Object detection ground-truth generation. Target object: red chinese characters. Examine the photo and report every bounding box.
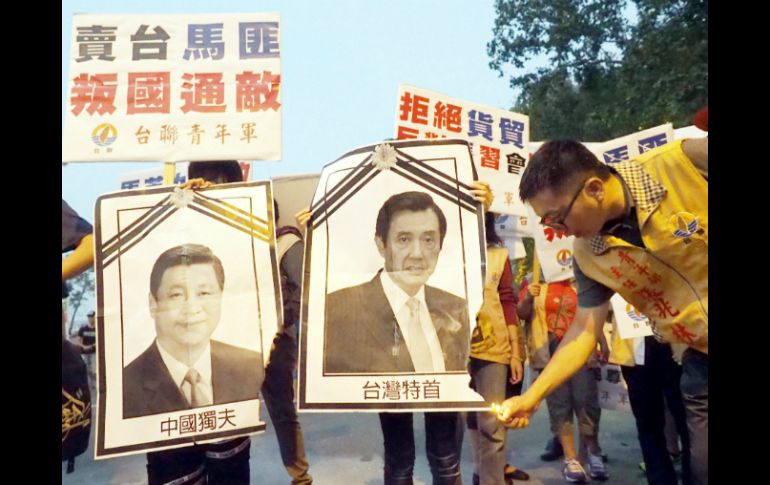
[70,73,118,116]
[127,72,170,114]
[480,146,500,170]
[432,101,462,132]
[181,72,226,113]
[671,323,696,344]
[396,126,419,139]
[399,92,429,124]
[236,70,281,111]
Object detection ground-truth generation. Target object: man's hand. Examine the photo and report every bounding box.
[181,177,213,190]
[528,283,541,297]
[295,207,313,227]
[598,332,610,365]
[470,181,493,211]
[509,358,523,385]
[497,393,540,428]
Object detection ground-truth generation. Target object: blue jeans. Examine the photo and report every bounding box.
[379,411,461,485]
[680,348,708,485]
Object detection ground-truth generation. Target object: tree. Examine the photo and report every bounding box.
[67,268,94,336]
[487,0,708,140]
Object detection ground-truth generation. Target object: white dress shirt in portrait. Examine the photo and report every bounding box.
[380,271,446,372]
[156,340,214,406]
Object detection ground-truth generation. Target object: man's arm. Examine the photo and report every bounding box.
[498,301,610,426]
[62,233,94,280]
[682,137,708,177]
[73,336,93,353]
[62,200,94,281]
[281,242,304,325]
[516,281,536,322]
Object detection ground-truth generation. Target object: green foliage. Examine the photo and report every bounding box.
[488,0,708,140]
[511,237,535,287]
[67,269,94,335]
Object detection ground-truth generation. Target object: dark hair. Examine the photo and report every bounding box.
[375,192,447,247]
[273,199,280,222]
[188,161,243,184]
[485,212,503,246]
[150,244,225,298]
[519,140,610,202]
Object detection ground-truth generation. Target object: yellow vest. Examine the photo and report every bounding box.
[470,247,514,364]
[526,283,551,370]
[607,320,636,366]
[574,140,708,354]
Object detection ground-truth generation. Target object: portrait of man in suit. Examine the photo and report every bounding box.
[123,243,263,418]
[324,191,470,374]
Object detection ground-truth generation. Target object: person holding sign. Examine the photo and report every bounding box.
[138,161,258,485]
[498,139,708,485]
[465,212,530,485]
[296,181,493,485]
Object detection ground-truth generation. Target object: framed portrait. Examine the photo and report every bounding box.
[94,181,280,457]
[299,139,487,411]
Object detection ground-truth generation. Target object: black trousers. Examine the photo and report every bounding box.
[146,436,251,485]
[379,411,461,485]
[621,337,691,485]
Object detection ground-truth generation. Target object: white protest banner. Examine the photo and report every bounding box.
[674,125,707,140]
[595,364,632,412]
[395,85,529,216]
[597,322,633,411]
[495,213,533,239]
[610,293,654,340]
[495,213,533,260]
[591,123,674,165]
[63,13,282,163]
[527,205,575,282]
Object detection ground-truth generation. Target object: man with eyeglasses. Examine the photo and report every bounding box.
[497,138,708,485]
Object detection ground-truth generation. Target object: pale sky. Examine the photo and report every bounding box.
[62,0,530,221]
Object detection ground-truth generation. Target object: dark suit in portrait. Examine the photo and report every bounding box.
[324,272,469,374]
[123,339,263,418]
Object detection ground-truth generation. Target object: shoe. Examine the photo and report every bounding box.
[504,464,530,481]
[540,437,564,461]
[586,453,609,481]
[562,459,587,483]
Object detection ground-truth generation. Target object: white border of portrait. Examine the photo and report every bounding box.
[299,138,488,412]
[94,181,280,458]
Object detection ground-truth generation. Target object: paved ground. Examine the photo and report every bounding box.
[63,397,658,484]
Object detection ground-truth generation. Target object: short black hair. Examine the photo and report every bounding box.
[519,140,610,202]
[375,192,447,247]
[188,161,243,184]
[485,212,503,246]
[150,244,225,298]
